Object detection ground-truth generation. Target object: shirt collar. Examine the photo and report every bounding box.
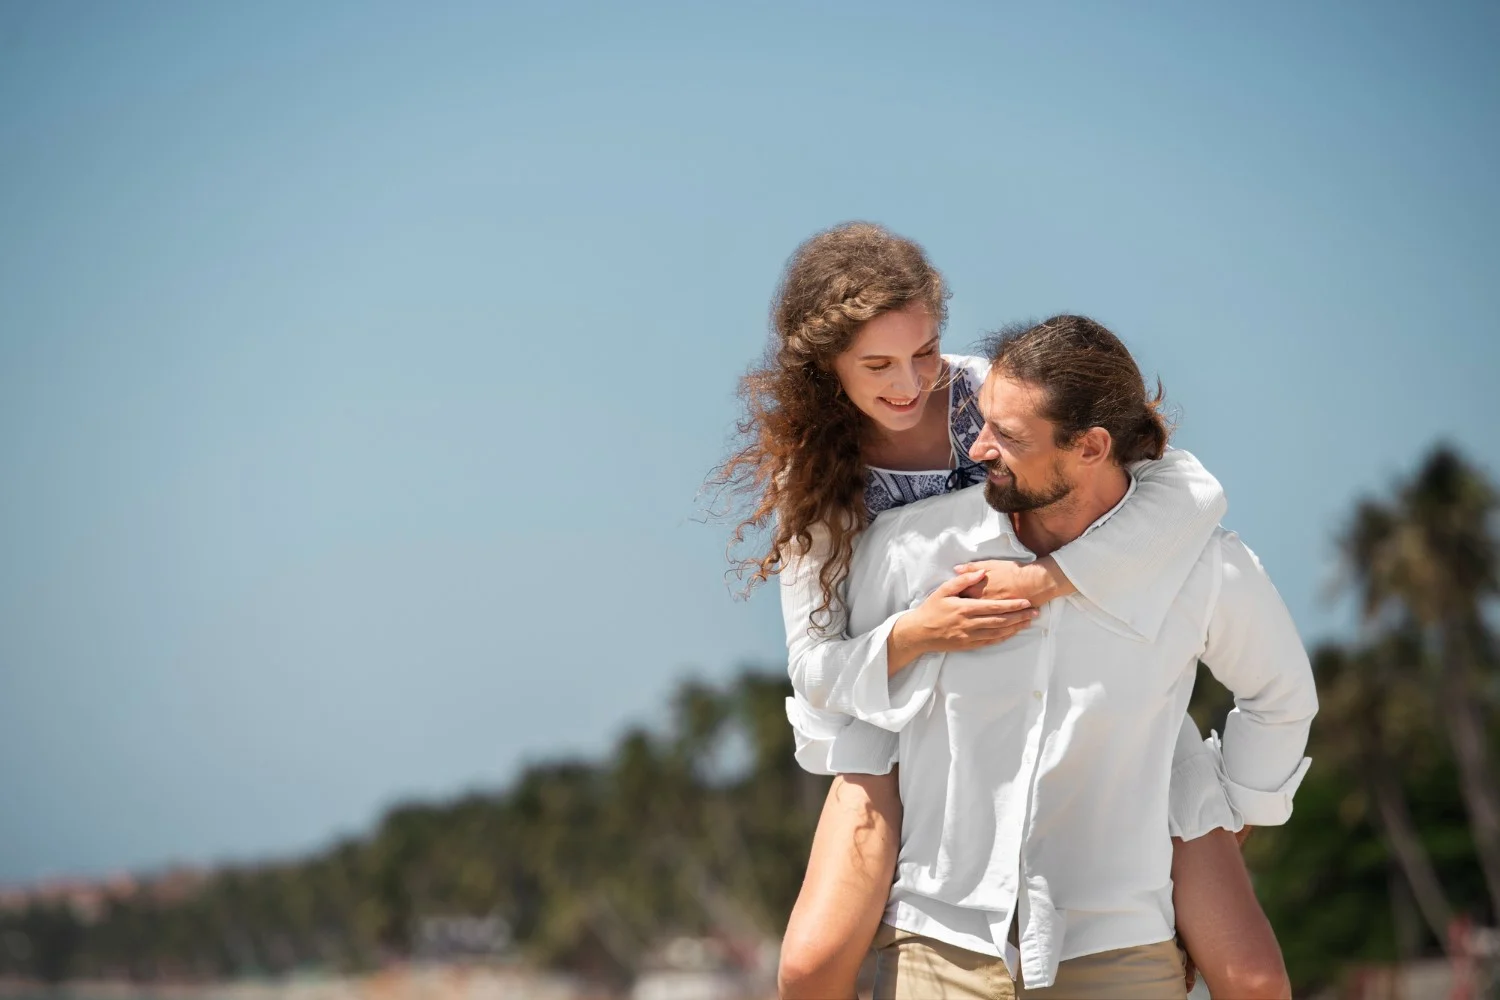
[1078,472,1139,541]
[972,472,1139,555]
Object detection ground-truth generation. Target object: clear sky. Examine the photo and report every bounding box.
[1,0,1497,884]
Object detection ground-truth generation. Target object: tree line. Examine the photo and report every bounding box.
[1,445,1495,995]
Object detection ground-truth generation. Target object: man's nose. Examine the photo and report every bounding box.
[970,431,999,463]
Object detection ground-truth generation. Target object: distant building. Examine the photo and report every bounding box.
[631,934,775,1000]
[413,912,513,959]
[0,867,205,924]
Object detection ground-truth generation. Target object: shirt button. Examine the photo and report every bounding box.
[1032,690,1043,700]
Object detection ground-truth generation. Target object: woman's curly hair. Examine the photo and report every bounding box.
[713,222,949,626]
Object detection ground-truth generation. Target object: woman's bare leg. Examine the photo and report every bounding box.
[1171,830,1291,999]
[779,771,903,1000]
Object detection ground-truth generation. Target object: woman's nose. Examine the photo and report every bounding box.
[891,363,920,396]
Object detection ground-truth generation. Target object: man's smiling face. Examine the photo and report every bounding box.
[969,373,1075,514]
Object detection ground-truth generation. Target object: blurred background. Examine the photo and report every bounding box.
[1,1,1497,997]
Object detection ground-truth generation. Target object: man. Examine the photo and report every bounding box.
[836,315,1317,998]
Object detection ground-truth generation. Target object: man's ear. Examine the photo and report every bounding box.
[1075,427,1113,466]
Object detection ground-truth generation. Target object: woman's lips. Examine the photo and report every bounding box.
[880,396,918,413]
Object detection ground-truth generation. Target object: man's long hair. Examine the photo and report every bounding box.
[983,315,1171,464]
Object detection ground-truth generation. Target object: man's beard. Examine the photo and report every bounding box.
[983,458,1074,513]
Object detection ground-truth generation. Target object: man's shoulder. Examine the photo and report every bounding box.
[1166,524,1248,585]
[851,486,991,583]
[1211,526,1277,588]
[1191,526,1291,623]
[864,485,989,548]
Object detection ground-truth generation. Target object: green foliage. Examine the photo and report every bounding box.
[1,445,1493,998]
[1188,444,1499,993]
[0,670,828,985]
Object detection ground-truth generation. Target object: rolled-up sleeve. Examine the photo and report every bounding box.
[781,528,901,715]
[1167,713,1243,839]
[1051,448,1228,641]
[1208,729,1311,826]
[785,693,900,776]
[782,510,939,731]
[1200,532,1319,826]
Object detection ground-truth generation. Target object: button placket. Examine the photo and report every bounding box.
[1016,601,1060,972]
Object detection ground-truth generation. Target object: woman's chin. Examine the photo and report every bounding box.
[864,401,926,433]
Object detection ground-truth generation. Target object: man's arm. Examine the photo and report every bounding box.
[1198,532,1319,826]
[961,449,1227,637]
[1051,448,1228,639]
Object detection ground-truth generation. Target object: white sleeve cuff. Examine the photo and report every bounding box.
[784,697,898,776]
[1209,729,1313,827]
[1168,746,1243,840]
[843,607,943,731]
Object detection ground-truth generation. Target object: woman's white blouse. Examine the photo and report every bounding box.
[781,355,1241,839]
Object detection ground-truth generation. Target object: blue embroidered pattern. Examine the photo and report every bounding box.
[864,364,987,521]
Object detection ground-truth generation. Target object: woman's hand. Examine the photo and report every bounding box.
[887,570,1037,674]
[953,555,1077,605]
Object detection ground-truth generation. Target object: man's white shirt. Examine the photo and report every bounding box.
[835,480,1317,989]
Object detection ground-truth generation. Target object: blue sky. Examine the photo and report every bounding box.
[1,0,1496,883]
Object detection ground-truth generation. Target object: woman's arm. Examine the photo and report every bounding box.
[781,528,1031,720]
[784,692,899,777]
[961,448,1228,639]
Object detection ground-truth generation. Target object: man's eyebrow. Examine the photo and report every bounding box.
[859,335,940,361]
[988,419,1026,439]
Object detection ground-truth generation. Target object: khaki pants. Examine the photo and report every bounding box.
[872,923,1188,1000]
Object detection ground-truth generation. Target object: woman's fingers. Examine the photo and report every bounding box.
[960,598,1034,618]
[951,616,1037,647]
[932,570,988,599]
[965,610,1035,630]
[955,559,1031,600]
[954,559,1017,574]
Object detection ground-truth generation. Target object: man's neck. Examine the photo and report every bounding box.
[1011,466,1131,557]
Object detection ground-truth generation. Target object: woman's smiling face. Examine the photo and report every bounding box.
[831,303,943,435]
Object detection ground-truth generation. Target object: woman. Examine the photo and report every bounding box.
[718,223,1291,998]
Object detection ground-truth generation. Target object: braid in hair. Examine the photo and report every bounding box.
[710,222,949,623]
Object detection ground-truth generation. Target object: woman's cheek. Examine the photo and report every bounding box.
[852,374,884,413]
[919,357,942,390]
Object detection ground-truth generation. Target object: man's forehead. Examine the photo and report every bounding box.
[979,372,1047,421]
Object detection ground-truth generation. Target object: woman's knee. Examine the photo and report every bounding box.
[777,934,858,1000]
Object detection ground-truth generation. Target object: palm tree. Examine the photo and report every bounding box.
[1338,445,1500,918]
[1311,640,1455,946]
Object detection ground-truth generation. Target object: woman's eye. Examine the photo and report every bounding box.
[866,363,891,372]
